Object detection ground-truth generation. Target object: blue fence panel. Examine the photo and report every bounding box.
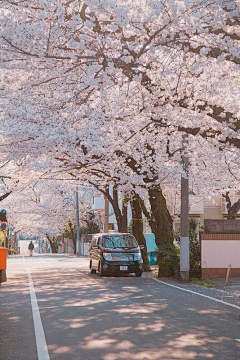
[144,233,158,265]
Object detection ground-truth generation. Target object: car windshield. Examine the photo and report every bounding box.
[102,235,138,249]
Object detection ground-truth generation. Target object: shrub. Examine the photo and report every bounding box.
[157,241,180,277]
[175,216,201,278]
[189,217,201,277]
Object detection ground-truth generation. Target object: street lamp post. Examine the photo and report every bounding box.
[75,186,81,255]
[180,135,190,282]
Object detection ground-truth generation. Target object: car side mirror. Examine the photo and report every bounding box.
[139,245,144,250]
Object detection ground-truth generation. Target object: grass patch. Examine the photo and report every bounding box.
[190,277,215,288]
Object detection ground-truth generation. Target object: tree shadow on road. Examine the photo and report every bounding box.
[1,256,240,360]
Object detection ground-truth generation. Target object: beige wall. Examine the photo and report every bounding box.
[202,240,240,268]
[173,196,224,230]
[199,207,223,226]
[204,196,221,208]
[62,238,74,253]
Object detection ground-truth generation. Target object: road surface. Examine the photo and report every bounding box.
[0,254,239,360]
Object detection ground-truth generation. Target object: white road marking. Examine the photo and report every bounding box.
[236,339,240,342]
[22,256,26,264]
[27,268,50,360]
[153,278,240,311]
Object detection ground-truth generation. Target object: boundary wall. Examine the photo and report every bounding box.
[201,233,240,279]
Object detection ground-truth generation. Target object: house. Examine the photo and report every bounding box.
[91,193,240,233]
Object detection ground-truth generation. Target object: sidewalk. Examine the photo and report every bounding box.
[209,277,240,297]
[145,266,240,309]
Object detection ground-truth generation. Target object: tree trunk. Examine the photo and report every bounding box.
[148,185,173,246]
[112,186,123,231]
[69,221,76,254]
[116,149,173,245]
[131,195,150,271]
[46,234,58,253]
[89,182,128,233]
[104,186,128,232]
[122,198,128,232]
[228,199,240,218]
[137,185,173,246]
[223,192,240,219]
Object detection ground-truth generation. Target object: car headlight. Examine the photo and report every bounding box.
[134,252,142,261]
[103,252,112,261]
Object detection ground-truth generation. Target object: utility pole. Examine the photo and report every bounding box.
[104,196,109,233]
[75,186,81,255]
[180,135,189,282]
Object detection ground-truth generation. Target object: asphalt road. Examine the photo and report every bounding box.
[0,254,240,360]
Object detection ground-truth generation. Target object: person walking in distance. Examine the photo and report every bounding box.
[28,241,34,257]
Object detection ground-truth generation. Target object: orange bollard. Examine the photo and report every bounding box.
[0,247,7,270]
[0,248,7,283]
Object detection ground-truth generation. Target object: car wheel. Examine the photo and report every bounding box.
[90,260,96,274]
[135,270,143,277]
[98,261,105,277]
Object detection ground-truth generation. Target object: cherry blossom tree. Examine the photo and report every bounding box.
[0,0,239,250]
[1,179,97,251]
[1,0,239,147]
